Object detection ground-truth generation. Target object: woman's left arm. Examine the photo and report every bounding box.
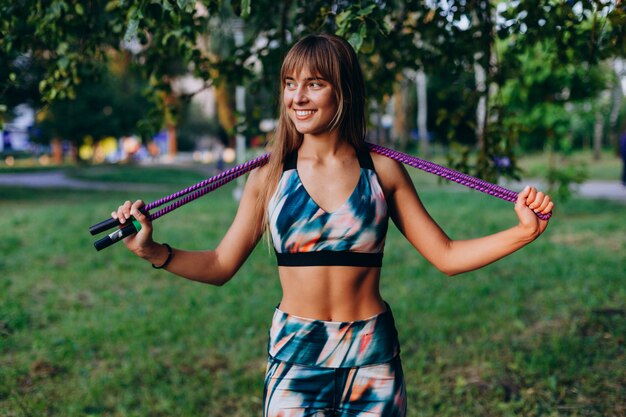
[374,155,554,276]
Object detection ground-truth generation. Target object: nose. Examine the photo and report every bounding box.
[293,85,308,104]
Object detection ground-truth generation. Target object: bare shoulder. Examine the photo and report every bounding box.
[245,162,271,194]
[370,151,410,191]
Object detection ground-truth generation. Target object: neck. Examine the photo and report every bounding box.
[299,131,352,158]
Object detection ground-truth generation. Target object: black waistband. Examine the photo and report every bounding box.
[275,250,383,267]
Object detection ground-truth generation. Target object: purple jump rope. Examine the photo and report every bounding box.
[89,143,551,250]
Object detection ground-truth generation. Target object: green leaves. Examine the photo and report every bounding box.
[334,2,389,53]
[1,0,624,178]
[123,13,140,44]
[240,0,251,18]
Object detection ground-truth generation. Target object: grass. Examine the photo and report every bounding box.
[2,148,623,182]
[65,164,215,185]
[0,164,625,417]
[517,149,622,181]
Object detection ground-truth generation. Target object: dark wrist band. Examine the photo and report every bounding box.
[152,243,173,269]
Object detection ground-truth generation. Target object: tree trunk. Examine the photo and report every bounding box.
[215,82,237,149]
[473,1,496,179]
[51,138,63,164]
[392,77,409,150]
[474,55,487,151]
[415,69,429,157]
[608,58,624,153]
[162,91,178,157]
[593,111,603,161]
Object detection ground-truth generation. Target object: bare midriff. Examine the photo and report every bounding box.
[277,266,386,322]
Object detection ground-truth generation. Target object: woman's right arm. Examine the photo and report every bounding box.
[112,167,267,286]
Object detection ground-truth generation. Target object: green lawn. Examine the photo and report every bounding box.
[0,165,624,417]
[517,149,623,181]
[66,164,216,185]
[2,148,623,182]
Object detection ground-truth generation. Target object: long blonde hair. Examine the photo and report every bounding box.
[256,33,367,236]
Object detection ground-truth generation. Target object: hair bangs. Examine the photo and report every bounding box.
[280,38,341,93]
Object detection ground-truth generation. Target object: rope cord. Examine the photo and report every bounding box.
[144,153,270,221]
[142,143,551,222]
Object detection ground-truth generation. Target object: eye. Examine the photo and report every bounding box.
[310,81,322,88]
[284,80,296,89]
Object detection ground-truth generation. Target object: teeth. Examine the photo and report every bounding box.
[295,110,315,116]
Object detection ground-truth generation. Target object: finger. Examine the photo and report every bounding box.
[529,191,545,210]
[516,186,531,206]
[541,201,554,215]
[117,201,132,224]
[525,187,538,205]
[130,200,148,221]
[534,195,552,213]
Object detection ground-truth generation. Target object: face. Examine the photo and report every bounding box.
[283,69,339,137]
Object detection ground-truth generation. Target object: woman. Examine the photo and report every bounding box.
[112,34,554,416]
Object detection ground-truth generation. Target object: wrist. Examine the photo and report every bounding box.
[138,241,168,264]
[150,243,173,269]
[514,223,539,243]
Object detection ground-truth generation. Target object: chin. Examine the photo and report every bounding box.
[292,123,333,136]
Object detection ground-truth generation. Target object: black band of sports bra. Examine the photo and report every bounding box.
[275,250,384,267]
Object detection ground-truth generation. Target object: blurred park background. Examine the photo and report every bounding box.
[1,1,625,416]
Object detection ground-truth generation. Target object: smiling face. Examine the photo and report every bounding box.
[275,34,366,151]
[283,69,339,138]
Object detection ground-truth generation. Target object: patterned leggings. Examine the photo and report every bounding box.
[263,306,407,416]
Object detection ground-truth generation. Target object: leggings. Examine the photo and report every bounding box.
[263,305,407,417]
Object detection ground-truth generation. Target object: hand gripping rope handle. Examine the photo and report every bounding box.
[89,143,551,250]
[89,154,271,250]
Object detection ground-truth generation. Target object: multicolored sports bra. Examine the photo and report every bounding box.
[268,147,389,267]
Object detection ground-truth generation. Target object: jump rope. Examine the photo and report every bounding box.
[89,142,551,250]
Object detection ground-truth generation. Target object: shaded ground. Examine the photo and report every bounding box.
[575,180,626,202]
[0,170,167,192]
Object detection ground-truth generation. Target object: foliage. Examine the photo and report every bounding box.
[0,0,214,132]
[31,62,156,149]
[493,9,618,192]
[545,159,590,200]
[402,0,625,181]
[498,0,626,63]
[1,1,120,108]
[1,0,625,184]
[498,37,611,150]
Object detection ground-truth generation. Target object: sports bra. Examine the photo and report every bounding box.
[267,147,389,267]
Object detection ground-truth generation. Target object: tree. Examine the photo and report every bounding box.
[389,0,625,182]
[494,1,624,194]
[2,0,396,147]
[33,60,156,161]
[2,0,624,182]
